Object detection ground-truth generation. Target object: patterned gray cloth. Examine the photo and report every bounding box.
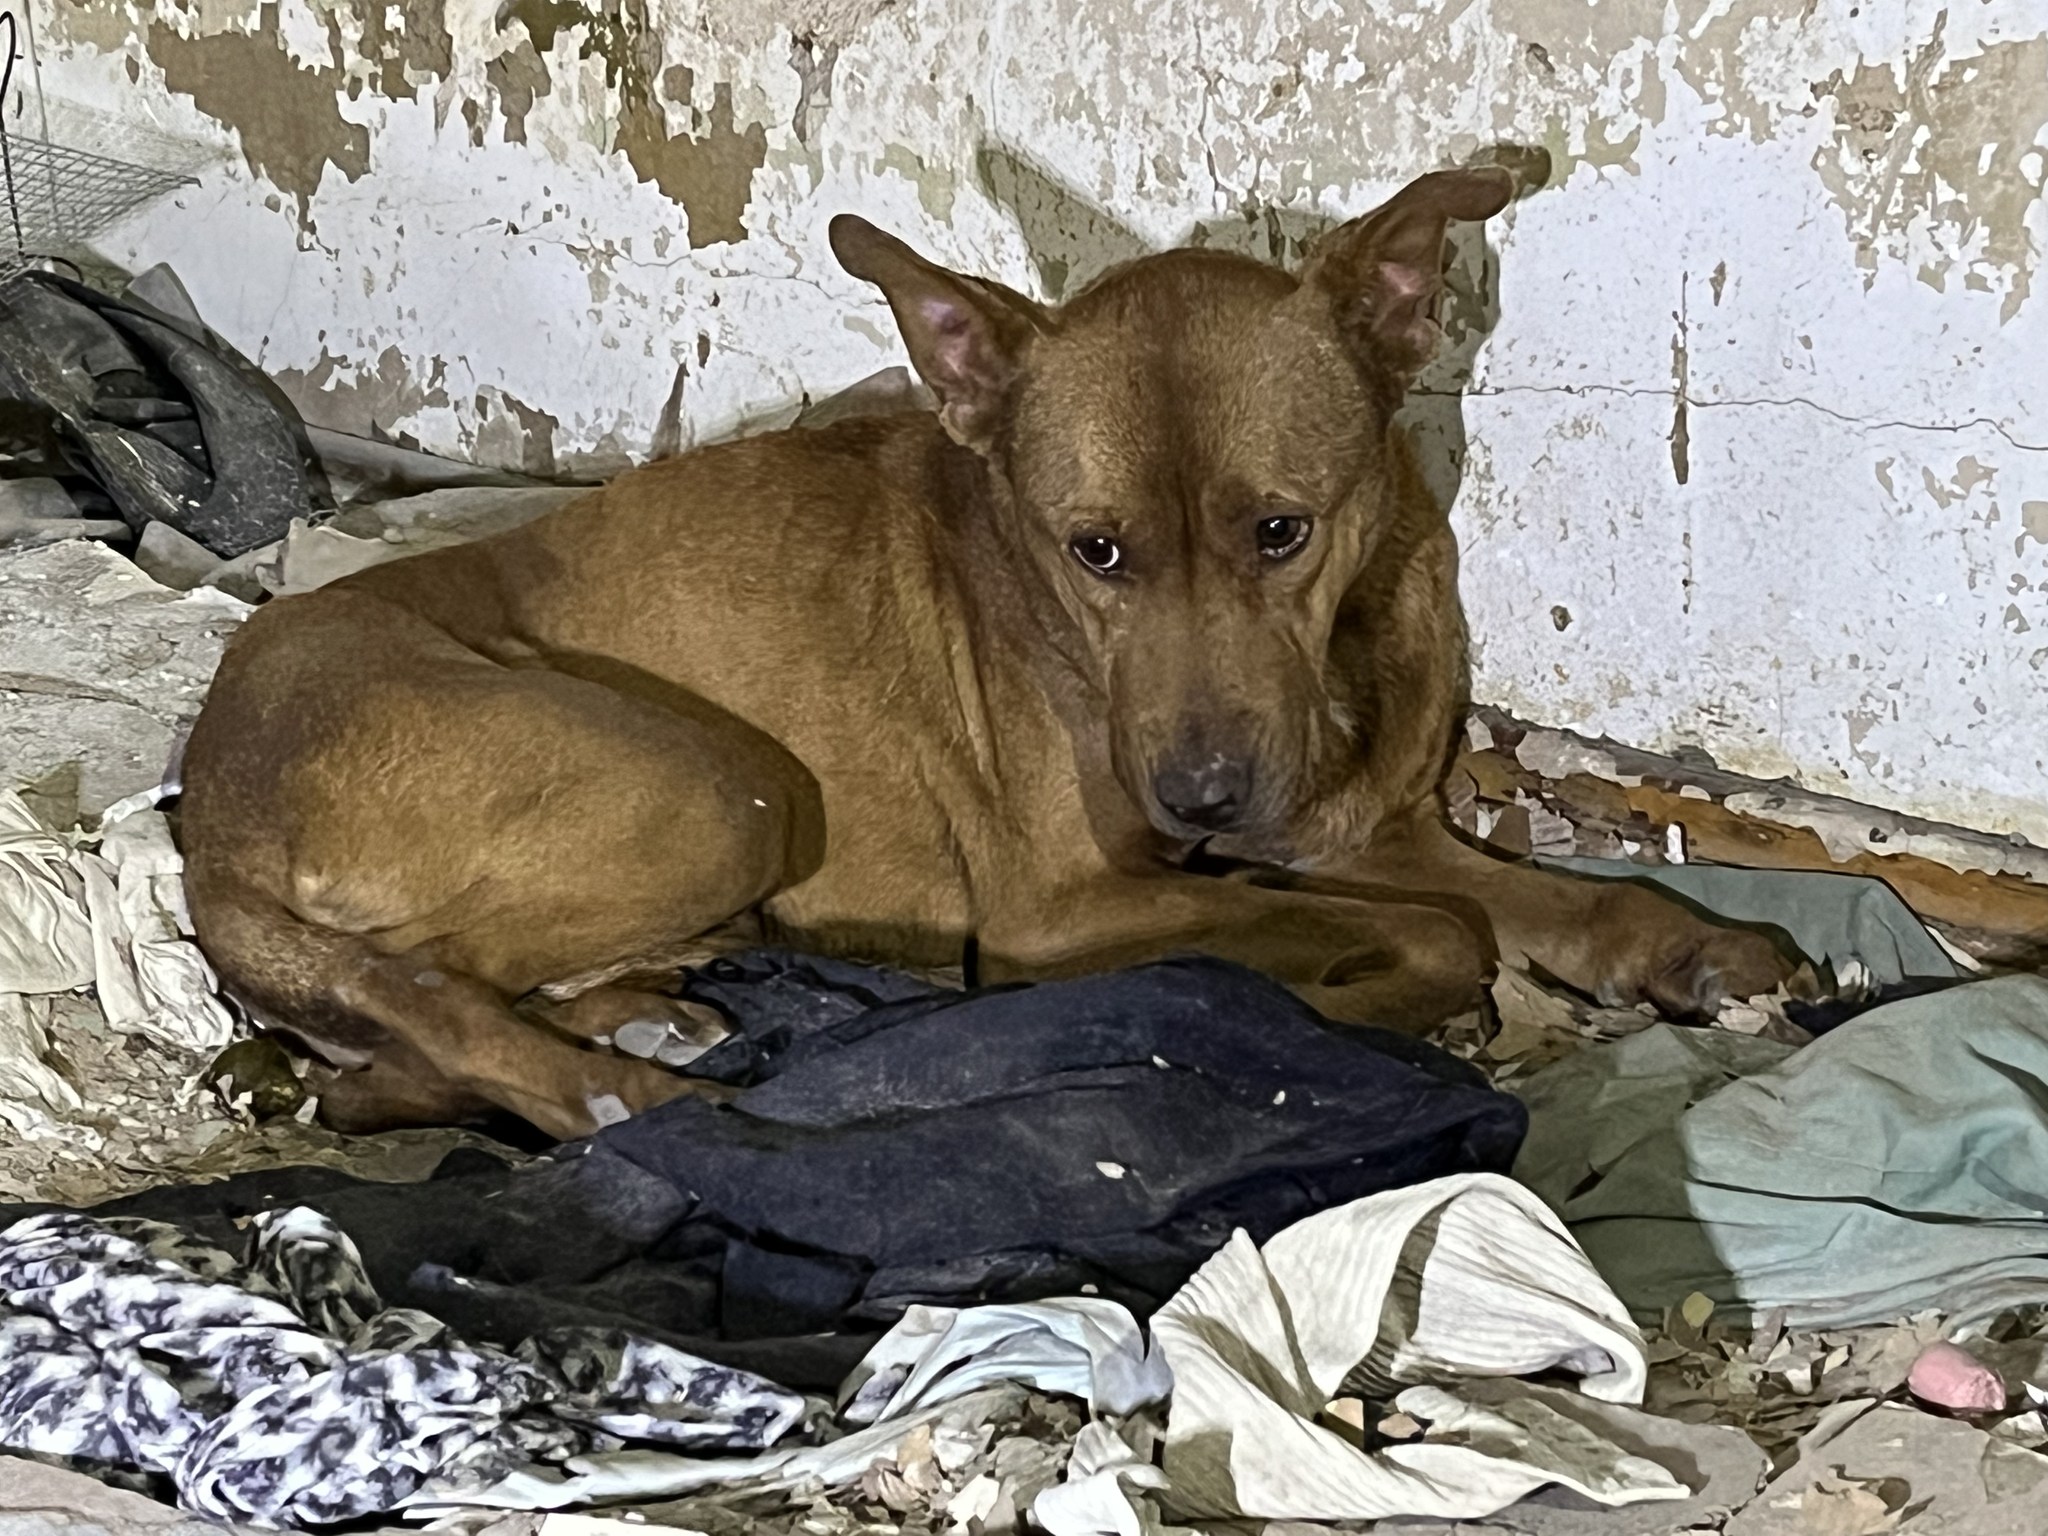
[0,1207,806,1527]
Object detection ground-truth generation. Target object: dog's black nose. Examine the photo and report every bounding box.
[1153,758,1251,833]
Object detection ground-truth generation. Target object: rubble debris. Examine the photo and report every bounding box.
[1460,709,2048,967]
[120,263,208,338]
[0,1453,331,1536]
[131,487,584,603]
[0,982,506,1206]
[204,1037,307,1121]
[1723,1402,2048,1534]
[306,424,558,501]
[133,520,268,603]
[0,540,246,815]
[1907,1341,2007,1415]
[0,476,130,549]
[261,485,579,596]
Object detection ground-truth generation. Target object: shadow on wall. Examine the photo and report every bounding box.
[956,141,1554,519]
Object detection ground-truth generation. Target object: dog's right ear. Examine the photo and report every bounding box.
[829,215,1047,453]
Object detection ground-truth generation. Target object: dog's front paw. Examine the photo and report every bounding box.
[1640,923,1797,1021]
[1587,883,1796,1021]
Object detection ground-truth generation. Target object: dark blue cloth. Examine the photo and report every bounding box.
[3,954,1523,1388]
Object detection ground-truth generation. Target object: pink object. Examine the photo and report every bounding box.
[1907,1341,2007,1414]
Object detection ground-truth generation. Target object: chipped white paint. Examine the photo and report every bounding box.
[20,0,2048,841]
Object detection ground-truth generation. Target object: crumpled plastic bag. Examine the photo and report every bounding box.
[79,806,232,1053]
[0,787,233,1115]
[0,792,96,994]
[0,995,82,1120]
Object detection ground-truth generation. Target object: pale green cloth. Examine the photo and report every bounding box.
[1537,858,1958,985]
[1515,975,2048,1329]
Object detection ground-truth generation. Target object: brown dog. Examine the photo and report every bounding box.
[178,167,1791,1138]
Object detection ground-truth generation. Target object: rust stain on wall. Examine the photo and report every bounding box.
[145,3,370,213]
[485,37,550,145]
[46,0,131,55]
[269,346,451,440]
[1812,23,2048,321]
[618,73,768,246]
[496,0,767,247]
[325,0,453,103]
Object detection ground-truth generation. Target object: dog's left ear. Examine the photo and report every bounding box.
[830,215,1048,453]
[1298,167,1515,380]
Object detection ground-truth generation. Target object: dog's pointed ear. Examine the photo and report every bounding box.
[830,215,1047,452]
[1298,167,1515,380]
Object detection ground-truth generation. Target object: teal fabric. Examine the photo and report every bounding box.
[1535,858,1959,985]
[1514,976,2048,1329]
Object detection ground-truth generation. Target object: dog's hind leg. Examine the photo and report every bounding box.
[193,881,718,1139]
[180,591,825,1138]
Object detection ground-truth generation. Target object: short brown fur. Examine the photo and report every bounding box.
[180,169,1790,1138]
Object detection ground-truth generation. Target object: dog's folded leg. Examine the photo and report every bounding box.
[333,955,702,1140]
[1327,812,1795,1017]
[979,870,1495,1030]
[539,987,733,1069]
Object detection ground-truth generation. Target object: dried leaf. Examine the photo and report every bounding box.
[1800,1473,1903,1536]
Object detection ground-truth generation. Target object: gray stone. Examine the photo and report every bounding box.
[0,516,133,549]
[120,264,208,337]
[1722,1402,2048,1536]
[0,479,81,522]
[133,520,220,590]
[133,520,273,605]
[0,1454,417,1535]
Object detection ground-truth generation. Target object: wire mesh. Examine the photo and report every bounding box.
[2,10,196,286]
[0,135,197,285]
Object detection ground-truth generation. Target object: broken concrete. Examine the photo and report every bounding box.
[1725,1402,2048,1536]
[1458,710,2048,968]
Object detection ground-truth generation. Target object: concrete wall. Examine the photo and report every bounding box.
[13,0,2048,841]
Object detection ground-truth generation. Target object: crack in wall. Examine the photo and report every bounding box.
[1418,385,2048,453]
[0,679,174,712]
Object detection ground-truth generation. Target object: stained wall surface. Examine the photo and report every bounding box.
[13,0,2048,839]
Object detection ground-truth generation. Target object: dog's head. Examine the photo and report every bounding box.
[831,168,1512,853]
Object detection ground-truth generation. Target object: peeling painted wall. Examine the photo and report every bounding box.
[18,0,2048,843]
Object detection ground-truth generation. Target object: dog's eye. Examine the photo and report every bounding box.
[1256,516,1312,560]
[1069,535,1124,575]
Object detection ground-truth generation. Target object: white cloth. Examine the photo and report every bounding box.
[1038,1173,1683,1533]
[436,1175,1688,1525]
[1033,1423,1182,1536]
[0,790,232,1092]
[840,1298,1169,1425]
